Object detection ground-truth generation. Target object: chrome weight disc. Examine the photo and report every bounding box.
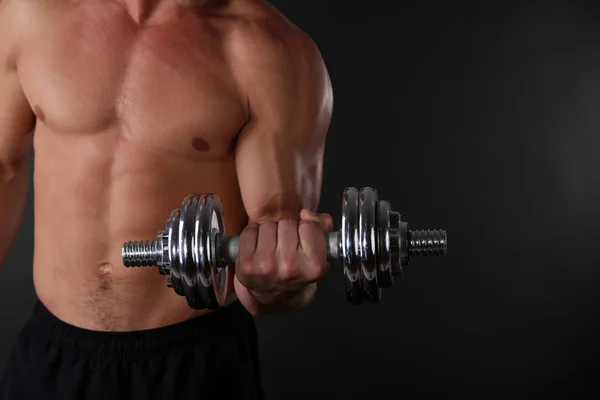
[341,187,363,304]
[199,194,230,308]
[377,200,394,289]
[183,195,218,309]
[358,187,382,303]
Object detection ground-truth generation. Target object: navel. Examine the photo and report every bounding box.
[97,263,114,292]
[192,137,210,152]
[34,105,46,122]
[99,263,114,275]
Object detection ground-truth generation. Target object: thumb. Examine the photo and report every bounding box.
[300,209,334,232]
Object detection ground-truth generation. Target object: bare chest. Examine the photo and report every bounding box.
[18,4,245,158]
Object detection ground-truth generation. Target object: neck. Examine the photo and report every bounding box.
[121,0,196,23]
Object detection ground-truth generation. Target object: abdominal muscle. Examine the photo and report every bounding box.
[32,124,248,331]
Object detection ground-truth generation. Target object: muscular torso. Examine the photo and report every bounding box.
[19,0,269,330]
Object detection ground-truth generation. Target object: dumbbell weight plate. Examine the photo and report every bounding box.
[341,187,363,304]
[163,194,230,310]
[377,200,394,289]
[199,194,230,308]
[358,187,382,303]
[184,195,219,309]
[167,208,185,296]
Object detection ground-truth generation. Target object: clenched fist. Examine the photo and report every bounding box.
[234,210,334,315]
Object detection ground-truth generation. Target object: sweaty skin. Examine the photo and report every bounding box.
[0,0,333,330]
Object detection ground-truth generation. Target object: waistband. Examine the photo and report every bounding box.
[26,300,254,362]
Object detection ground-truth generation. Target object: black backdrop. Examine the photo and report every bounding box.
[2,1,600,397]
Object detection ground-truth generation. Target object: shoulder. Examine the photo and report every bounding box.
[0,0,64,17]
[224,0,328,84]
[0,0,23,69]
[0,0,64,69]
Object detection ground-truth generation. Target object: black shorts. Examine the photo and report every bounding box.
[0,300,264,400]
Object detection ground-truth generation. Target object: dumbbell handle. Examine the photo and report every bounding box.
[219,232,341,266]
[121,228,447,269]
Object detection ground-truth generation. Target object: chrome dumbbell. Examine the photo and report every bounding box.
[121,187,448,310]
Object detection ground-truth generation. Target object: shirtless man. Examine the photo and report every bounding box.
[0,0,333,398]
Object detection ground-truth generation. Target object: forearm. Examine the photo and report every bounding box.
[0,158,30,268]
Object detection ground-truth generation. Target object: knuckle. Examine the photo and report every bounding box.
[237,254,255,274]
[298,220,320,237]
[279,258,298,279]
[257,253,277,275]
[260,220,277,232]
[242,223,258,234]
[323,214,335,230]
[278,219,298,231]
[239,226,258,242]
[307,259,328,281]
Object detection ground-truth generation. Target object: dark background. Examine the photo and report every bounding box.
[2,0,600,397]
